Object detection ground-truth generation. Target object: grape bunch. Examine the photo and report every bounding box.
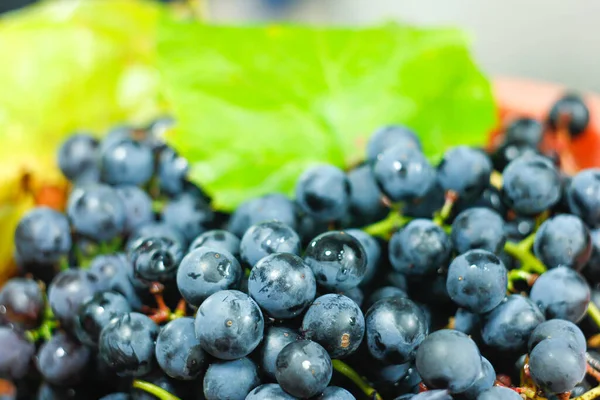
[2,93,600,400]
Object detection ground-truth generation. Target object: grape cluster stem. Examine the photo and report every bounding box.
[132,380,181,400]
[146,283,186,323]
[331,359,383,400]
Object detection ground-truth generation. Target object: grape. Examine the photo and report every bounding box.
[194,290,264,360]
[57,133,100,184]
[458,185,508,218]
[528,319,586,353]
[240,221,301,267]
[275,340,332,398]
[453,308,480,335]
[315,386,356,399]
[67,184,126,242]
[245,384,296,400]
[301,294,365,359]
[529,266,590,323]
[481,294,545,352]
[346,164,388,226]
[114,185,153,234]
[477,387,522,400]
[366,125,421,163]
[373,145,436,202]
[567,169,600,228]
[14,207,71,265]
[364,286,408,311]
[0,277,44,329]
[403,182,446,219]
[157,146,189,196]
[585,228,600,283]
[411,390,452,400]
[376,361,411,385]
[458,357,495,399]
[129,237,184,283]
[126,222,185,254]
[100,137,154,186]
[248,253,316,319]
[295,164,350,221]
[155,317,206,380]
[415,329,482,393]
[162,194,214,243]
[548,93,590,137]
[446,250,507,314]
[74,291,131,347]
[105,263,144,311]
[304,231,367,291]
[0,326,35,380]
[177,247,242,307]
[366,297,428,364]
[89,253,129,291]
[451,208,506,255]
[48,269,99,329]
[389,219,451,277]
[99,394,130,400]
[98,312,158,377]
[203,357,260,400]
[501,155,561,215]
[228,194,297,237]
[491,141,539,172]
[504,117,544,147]
[36,332,91,386]
[188,229,240,257]
[533,214,591,271]
[346,229,381,286]
[529,338,586,394]
[386,271,409,292]
[260,326,300,379]
[436,146,492,200]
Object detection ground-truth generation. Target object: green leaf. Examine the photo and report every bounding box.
[158,20,497,211]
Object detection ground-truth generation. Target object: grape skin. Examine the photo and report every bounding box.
[155,317,206,380]
[203,357,260,400]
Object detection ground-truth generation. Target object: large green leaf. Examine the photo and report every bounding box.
[158,20,497,211]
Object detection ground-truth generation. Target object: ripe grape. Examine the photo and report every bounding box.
[275,340,332,398]
[458,356,495,399]
[36,332,91,386]
[477,387,523,400]
[346,229,381,286]
[295,164,350,221]
[162,194,214,243]
[155,317,206,380]
[346,164,388,226]
[228,194,297,237]
[527,319,586,353]
[157,146,189,196]
[504,117,544,147]
[529,338,586,394]
[259,326,300,379]
[316,386,356,399]
[240,220,301,267]
[366,124,421,163]
[203,357,260,400]
[0,277,44,329]
[533,214,591,270]
[57,133,100,184]
[14,207,71,265]
[100,137,154,186]
[245,384,296,400]
[437,146,492,200]
[114,185,153,234]
[48,269,99,329]
[129,237,184,283]
[548,93,590,137]
[568,168,600,228]
[188,229,240,257]
[451,208,506,255]
[0,326,35,380]
[75,291,131,347]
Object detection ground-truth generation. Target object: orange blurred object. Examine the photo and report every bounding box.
[490,76,600,172]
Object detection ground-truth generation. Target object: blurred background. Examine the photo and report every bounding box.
[1,0,597,92]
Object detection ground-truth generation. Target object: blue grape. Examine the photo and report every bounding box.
[126,222,185,254]
[366,297,428,363]
[0,277,44,329]
[530,266,590,323]
[115,185,153,234]
[451,208,506,255]
[529,338,586,394]
[301,294,365,359]
[346,164,388,226]
[99,394,130,400]
[415,329,482,393]
[105,263,143,311]
[446,250,507,314]
[36,332,91,386]
[304,231,367,291]
[386,271,409,292]
[0,326,35,380]
[453,308,480,335]
[57,133,100,183]
[177,247,242,307]
[376,361,411,385]
[411,390,452,400]
[528,319,586,353]
[492,141,539,172]
[346,229,381,286]
[481,294,545,352]
[194,290,264,360]
[501,155,561,215]
[366,125,421,163]
[585,228,600,283]
[100,137,154,186]
[568,169,600,227]
[189,229,240,257]
[364,286,408,311]
[162,194,214,243]
[48,269,99,329]
[341,287,364,307]
[240,220,301,267]
[155,317,206,380]
[129,237,184,283]
[548,93,590,137]
[75,291,131,346]
[437,146,492,200]
[295,164,350,221]
[504,118,544,147]
[275,340,332,398]
[245,384,296,400]
[228,194,297,237]
[296,211,329,242]
[477,387,522,400]
[89,253,129,291]
[260,326,300,379]
[459,357,495,399]
[203,357,260,400]
[389,219,451,277]
[157,146,189,196]
[315,386,356,399]
[101,125,132,151]
[403,182,446,219]
[14,207,71,265]
[456,185,508,219]
[67,184,126,242]
[248,253,316,319]
[99,312,159,377]
[373,145,436,202]
[533,214,591,271]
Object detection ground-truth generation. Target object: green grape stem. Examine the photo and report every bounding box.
[332,359,383,400]
[363,212,411,239]
[503,234,546,275]
[132,380,181,400]
[506,269,536,292]
[588,302,600,332]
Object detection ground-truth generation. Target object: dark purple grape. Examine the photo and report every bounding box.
[75,291,132,347]
[0,277,44,329]
[275,340,332,398]
[57,133,100,184]
[48,269,99,329]
[0,326,35,380]
[129,237,184,283]
[36,332,91,386]
[14,207,71,265]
